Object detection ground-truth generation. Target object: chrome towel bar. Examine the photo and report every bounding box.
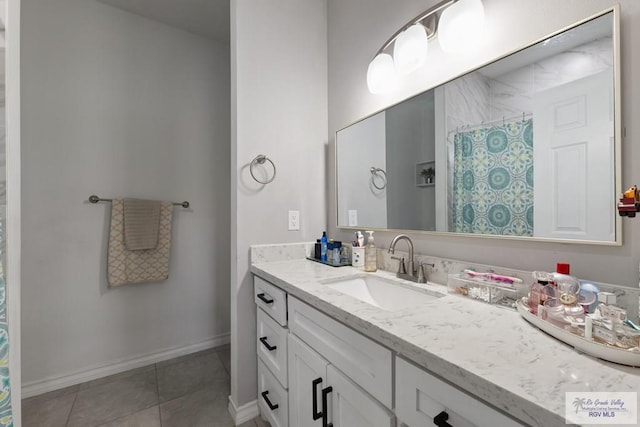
[88,195,190,208]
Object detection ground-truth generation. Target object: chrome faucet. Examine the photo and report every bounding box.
[389,234,417,282]
[388,234,434,283]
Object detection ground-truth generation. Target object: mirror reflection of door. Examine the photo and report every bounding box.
[533,70,614,241]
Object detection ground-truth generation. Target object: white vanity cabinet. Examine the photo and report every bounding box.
[254,273,520,427]
[254,274,394,427]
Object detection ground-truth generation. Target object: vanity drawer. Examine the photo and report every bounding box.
[257,307,288,387]
[395,357,522,427]
[258,359,289,427]
[288,296,392,409]
[255,276,287,326]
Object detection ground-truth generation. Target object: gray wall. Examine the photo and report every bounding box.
[386,90,435,231]
[328,0,640,287]
[21,0,230,387]
[231,0,328,409]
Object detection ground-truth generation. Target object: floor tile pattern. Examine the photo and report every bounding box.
[22,345,270,427]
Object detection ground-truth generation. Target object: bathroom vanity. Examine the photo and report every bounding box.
[251,244,640,427]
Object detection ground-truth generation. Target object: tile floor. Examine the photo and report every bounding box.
[22,345,270,427]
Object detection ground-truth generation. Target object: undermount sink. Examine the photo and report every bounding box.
[320,274,443,311]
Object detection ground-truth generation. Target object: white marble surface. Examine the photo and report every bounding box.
[250,244,640,427]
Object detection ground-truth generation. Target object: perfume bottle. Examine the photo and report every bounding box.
[528,271,552,315]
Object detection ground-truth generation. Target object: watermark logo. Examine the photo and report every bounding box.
[566,392,637,424]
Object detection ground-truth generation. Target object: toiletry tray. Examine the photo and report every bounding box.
[516,299,640,367]
[447,273,528,309]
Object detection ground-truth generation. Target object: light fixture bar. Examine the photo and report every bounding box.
[374,0,457,58]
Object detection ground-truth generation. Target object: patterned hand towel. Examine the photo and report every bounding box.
[108,199,173,287]
[123,198,161,250]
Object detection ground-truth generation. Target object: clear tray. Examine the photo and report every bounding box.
[516,299,640,367]
[447,273,529,308]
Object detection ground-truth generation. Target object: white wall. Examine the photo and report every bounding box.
[328,0,640,287]
[21,0,230,388]
[230,0,327,412]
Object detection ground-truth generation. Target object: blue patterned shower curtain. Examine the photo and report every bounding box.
[452,118,534,236]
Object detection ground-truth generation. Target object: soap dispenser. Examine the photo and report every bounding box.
[364,230,377,272]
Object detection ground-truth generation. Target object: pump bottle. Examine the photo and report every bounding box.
[364,231,377,272]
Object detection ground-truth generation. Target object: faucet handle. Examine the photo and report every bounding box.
[418,262,435,283]
[390,256,407,274]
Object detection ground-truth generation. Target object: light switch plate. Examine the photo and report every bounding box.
[288,210,300,231]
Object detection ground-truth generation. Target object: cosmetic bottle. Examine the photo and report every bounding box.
[528,271,551,315]
[364,230,377,272]
[320,231,328,262]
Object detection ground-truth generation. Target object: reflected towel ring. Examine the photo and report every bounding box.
[250,154,277,184]
[370,166,387,190]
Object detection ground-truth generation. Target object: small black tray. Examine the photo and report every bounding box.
[306,257,351,267]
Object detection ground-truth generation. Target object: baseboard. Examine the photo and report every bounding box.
[22,332,230,398]
[228,396,260,425]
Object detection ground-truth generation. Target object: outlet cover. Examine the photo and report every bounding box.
[288,210,300,231]
[348,210,358,226]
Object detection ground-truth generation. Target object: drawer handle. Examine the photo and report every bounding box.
[259,336,277,351]
[433,410,453,427]
[321,386,333,427]
[261,390,279,411]
[312,377,323,420]
[257,293,274,304]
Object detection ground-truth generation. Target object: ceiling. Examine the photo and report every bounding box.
[97,0,230,44]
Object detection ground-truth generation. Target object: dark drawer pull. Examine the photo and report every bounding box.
[257,293,274,304]
[321,386,333,427]
[433,410,453,427]
[261,390,279,411]
[259,336,277,351]
[312,377,323,420]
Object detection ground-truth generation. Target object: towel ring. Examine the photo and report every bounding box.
[250,155,276,184]
[370,167,387,190]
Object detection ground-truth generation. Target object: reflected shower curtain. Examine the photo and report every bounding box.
[0,218,11,426]
[452,119,534,236]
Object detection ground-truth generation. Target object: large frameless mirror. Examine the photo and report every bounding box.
[336,7,620,244]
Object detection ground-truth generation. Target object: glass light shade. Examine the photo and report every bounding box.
[438,0,485,54]
[393,24,428,75]
[367,53,397,94]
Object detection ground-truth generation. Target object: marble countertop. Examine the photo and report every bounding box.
[251,257,640,427]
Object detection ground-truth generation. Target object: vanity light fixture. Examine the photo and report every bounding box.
[366,0,485,94]
[438,0,485,53]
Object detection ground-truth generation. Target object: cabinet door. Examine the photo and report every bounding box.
[288,296,392,408]
[288,334,329,427]
[327,365,395,427]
